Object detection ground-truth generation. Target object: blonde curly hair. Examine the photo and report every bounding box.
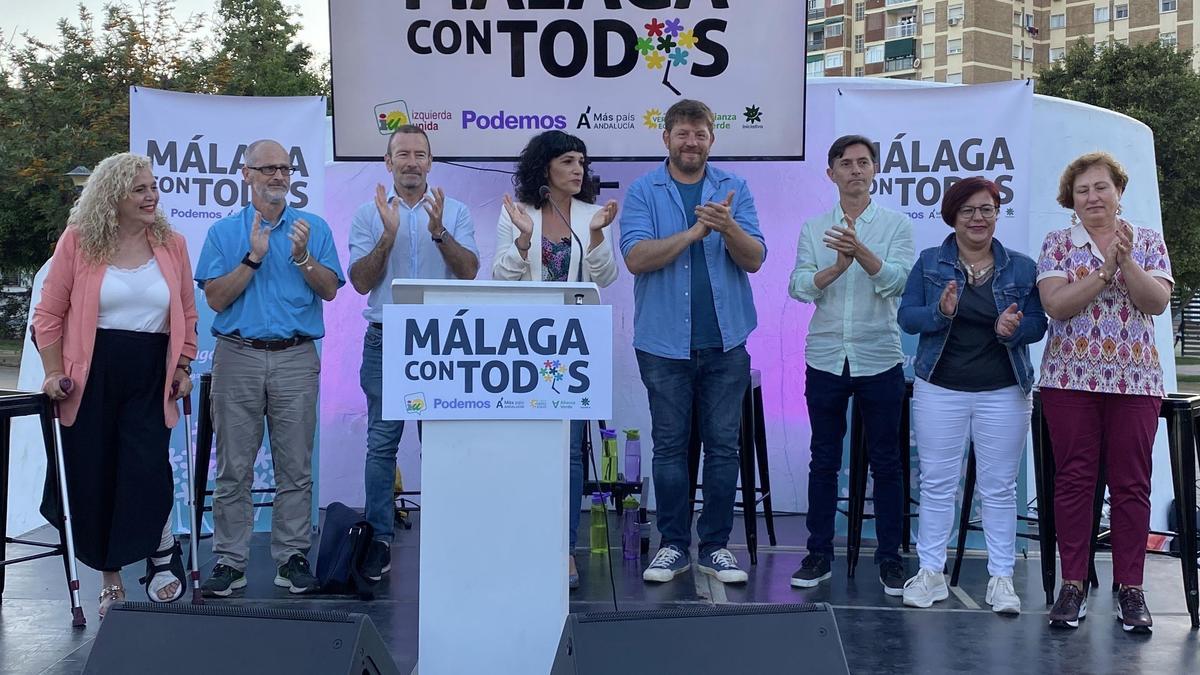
[69,152,172,262]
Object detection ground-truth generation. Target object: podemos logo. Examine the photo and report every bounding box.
[461,110,567,131]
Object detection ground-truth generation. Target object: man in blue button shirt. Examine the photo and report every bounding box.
[195,139,345,597]
[347,125,479,581]
[620,99,766,585]
[788,135,914,596]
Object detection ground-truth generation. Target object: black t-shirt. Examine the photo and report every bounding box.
[929,277,1018,392]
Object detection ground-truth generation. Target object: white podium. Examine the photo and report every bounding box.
[385,280,606,675]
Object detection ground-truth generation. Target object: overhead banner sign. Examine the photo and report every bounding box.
[835,80,1033,254]
[330,0,806,161]
[383,304,613,420]
[129,86,327,534]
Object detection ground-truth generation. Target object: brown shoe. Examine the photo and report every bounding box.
[1048,583,1087,628]
[1116,587,1153,633]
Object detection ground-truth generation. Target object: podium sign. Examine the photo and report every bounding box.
[383,304,612,420]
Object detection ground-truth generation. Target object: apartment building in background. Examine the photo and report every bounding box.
[806,0,1198,85]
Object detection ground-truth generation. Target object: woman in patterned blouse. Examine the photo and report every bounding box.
[1035,152,1173,633]
[492,130,620,591]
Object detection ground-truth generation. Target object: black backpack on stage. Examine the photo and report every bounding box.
[316,502,378,600]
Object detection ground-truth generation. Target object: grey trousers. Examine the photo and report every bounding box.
[210,337,320,569]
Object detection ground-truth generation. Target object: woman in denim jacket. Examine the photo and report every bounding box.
[896,177,1047,614]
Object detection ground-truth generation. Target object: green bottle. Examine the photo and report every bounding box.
[600,429,619,483]
[589,493,608,555]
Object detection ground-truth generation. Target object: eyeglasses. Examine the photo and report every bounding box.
[247,165,296,176]
[958,205,998,219]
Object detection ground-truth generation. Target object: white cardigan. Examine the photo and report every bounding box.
[491,197,619,287]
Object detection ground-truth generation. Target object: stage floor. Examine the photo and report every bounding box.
[2,512,1197,674]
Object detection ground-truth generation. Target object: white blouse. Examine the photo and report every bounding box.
[96,258,170,333]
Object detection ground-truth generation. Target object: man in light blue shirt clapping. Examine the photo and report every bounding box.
[620,99,766,586]
[788,135,914,596]
[347,125,479,582]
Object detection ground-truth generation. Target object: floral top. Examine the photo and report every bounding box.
[541,236,572,282]
[1035,221,1173,397]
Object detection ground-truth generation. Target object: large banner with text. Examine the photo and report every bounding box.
[383,304,613,420]
[835,80,1033,257]
[329,0,806,161]
[129,87,327,534]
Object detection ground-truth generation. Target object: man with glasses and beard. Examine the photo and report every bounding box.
[620,99,766,585]
[196,139,344,597]
[347,124,479,582]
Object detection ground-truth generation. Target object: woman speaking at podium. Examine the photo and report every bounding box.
[492,130,619,589]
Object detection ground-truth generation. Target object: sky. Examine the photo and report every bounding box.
[6,0,332,59]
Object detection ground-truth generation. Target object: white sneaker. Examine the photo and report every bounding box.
[902,568,949,608]
[642,545,690,583]
[697,548,748,584]
[986,576,1021,615]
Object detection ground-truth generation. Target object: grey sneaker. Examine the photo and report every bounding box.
[201,564,246,598]
[274,554,318,594]
[697,548,748,584]
[642,545,690,583]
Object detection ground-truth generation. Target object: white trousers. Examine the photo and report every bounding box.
[912,378,1031,577]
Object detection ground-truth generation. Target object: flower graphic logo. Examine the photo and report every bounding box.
[643,108,662,129]
[744,105,763,124]
[539,359,568,394]
[640,17,693,95]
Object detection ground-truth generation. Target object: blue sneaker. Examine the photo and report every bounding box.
[697,548,748,584]
[642,545,690,583]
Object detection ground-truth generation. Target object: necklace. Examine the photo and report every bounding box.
[958,256,994,286]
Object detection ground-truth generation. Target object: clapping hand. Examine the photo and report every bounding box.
[249,212,270,262]
[374,184,400,236]
[995,303,1023,338]
[589,199,619,231]
[939,280,959,317]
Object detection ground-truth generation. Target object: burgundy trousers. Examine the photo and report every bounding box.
[1041,387,1159,586]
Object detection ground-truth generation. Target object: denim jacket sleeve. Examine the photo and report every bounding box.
[897,255,950,335]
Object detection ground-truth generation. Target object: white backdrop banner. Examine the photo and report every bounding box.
[835,80,1033,254]
[129,87,327,534]
[383,304,613,420]
[330,0,806,161]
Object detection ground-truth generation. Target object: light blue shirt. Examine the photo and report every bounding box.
[347,188,478,323]
[195,204,345,339]
[619,161,766,360]
[789,200,914,377]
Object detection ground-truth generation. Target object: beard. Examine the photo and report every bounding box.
[670,147,707,174]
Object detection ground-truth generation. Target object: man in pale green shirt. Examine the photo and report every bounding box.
[787,135,914,597]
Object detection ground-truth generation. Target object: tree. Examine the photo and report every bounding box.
[1037,40,1200,293]
[0,0,328,274]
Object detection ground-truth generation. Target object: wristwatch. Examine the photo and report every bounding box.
[431,228,448,244]
[241,253,262,270]
[176,363,192,375]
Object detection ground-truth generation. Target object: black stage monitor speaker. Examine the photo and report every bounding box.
[83,602,400,675]
[551,602,849,675]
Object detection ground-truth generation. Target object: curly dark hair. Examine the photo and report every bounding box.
[512,130,597,208]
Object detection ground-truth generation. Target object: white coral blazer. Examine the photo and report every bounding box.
[492,197,619,287]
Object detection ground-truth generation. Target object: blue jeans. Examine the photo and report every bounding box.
[804,361,905,564]
[636,346,750,557]
[569,420,584,551]
[361,325,407,543]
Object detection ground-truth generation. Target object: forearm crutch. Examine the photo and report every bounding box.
[50,378,86,627]
[179,392,204,604]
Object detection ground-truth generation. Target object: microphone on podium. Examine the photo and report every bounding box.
[540,185,585,283]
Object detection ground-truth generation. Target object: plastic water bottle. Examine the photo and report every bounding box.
[589,493,608,554]
[623,429,641,484]
[600,429,619,483]
[622,495,640,560]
